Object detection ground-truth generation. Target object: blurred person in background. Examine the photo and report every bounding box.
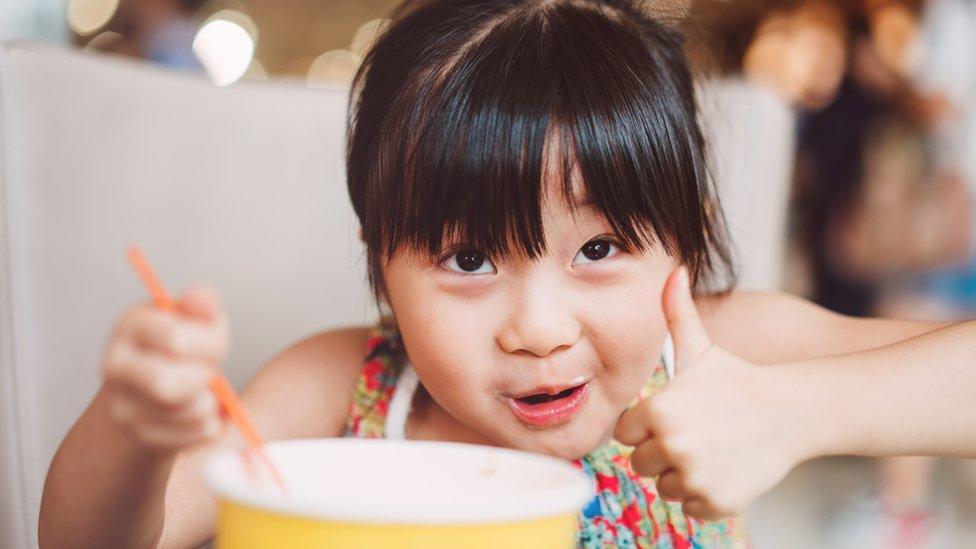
[84,0,205,70]
[737,0,976,546]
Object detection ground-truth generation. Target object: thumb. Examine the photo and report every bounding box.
[177,284,221,323]
[662,267,711,371]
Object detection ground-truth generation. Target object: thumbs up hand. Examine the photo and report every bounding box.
[614,268,802,520]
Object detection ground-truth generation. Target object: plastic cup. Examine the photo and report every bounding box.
[207,438,592,548]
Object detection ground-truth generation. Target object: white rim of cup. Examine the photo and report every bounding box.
[206,438,594,525]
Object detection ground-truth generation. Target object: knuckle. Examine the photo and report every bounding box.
[656,421,678,439]
[643,399,672,431]
[163,326,187,354]
[683,501,711,520]
[682,501,701,518]
[183,420,219,447]
[201,417,222,439]
[184,413,210,433]
[634,461,657,478]
[659,435,688,462]
[107,399,132,425]
[102,342,133,377]
[717,489,743,515]
[119,304,157,336]
[657,481,679,499]
[101,355,123,380]
[133,429,167,450]
[117,305,146,329]
[200,393,220,416]
[190,395,219,421]
[630,454,650,476]
[639,397,662,419]
[681,470,704,495]
[614,409,645,443]
[147,374,182,406]
[701,495,734,518]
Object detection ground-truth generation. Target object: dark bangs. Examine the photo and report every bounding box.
[347,0,734,293]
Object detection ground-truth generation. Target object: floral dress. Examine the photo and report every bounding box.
[344,321,749,548]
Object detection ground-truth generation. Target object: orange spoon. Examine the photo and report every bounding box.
[126,245,288,495]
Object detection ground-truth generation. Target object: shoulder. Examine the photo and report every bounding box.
[267,327,375,372]
[241,326,374,440]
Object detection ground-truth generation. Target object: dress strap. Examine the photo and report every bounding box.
[385,364,419,440]
[662,332,675,380]
[344,322,405,438]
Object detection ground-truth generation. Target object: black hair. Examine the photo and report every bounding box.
[346,0,734,297]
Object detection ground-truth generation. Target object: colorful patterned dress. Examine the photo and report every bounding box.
[344,321,749,548]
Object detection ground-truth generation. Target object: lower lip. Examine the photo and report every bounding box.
[505,383,589,428]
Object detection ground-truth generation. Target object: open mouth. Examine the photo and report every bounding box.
[505,382,590,428]
[516,386,581,405]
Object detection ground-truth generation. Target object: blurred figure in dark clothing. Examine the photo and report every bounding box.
[695,0,974,546]
[794,76,887,317]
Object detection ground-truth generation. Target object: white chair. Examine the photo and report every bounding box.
[0,41,375,548]
[0,41,793,548]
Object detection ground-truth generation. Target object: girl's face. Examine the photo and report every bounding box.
[382,181,676,460]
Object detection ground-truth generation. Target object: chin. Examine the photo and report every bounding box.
[491,420,612,461]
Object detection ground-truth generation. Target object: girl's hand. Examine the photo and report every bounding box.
[615,268,805,520]
[100,285,231,453]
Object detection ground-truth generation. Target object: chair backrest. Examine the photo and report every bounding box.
[0,42,374,548]
[0,41,793,548]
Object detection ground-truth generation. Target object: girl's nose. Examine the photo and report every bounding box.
[496,283,581,358]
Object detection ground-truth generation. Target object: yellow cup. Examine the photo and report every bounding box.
[207,438,592,548]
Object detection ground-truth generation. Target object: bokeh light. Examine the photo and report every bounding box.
[192,10,258,86]
[245,59,268,80]
[82,31,122,52]
[306,50,360,88]
[67,0,120,36]
[350,19,390,59]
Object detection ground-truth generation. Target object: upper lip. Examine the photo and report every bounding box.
[504,377,591,400]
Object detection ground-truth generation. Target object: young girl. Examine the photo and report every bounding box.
[39,1,976,547]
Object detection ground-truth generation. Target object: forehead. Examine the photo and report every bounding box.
[541,129,592,210]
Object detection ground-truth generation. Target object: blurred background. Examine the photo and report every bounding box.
[1,0,975,547]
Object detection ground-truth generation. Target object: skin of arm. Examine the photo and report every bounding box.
[618,271,974,520]
[39,327,369,549]
[156,326,369,548]
[698,290,950,365]
[699,290,974,459]
[781,321,976,460]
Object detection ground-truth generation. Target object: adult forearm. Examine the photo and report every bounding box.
[787,320,976,460]
[39,389,174,549]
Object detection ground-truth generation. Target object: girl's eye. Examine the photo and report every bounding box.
[442,249,497,275]
[573,239,621,265]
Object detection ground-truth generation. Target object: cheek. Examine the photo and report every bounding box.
[383,267,497,392]
[584,262,670,374]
